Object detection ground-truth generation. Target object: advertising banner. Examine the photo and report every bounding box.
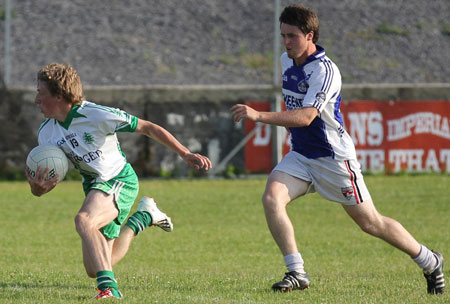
[244,100,450,174]
[341,100,450,173]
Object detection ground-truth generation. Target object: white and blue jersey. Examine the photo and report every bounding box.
[281,45,356,160]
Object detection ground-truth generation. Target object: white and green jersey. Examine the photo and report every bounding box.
[38,100,138,182]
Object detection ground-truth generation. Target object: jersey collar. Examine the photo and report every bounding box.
[57,104,87,129]
[297,44,326,67]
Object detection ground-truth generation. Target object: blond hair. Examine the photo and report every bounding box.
[37,63,84,105]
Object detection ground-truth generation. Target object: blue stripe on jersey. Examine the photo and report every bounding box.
[320,59,333,93]
[320,59,329,92]
[334,93,344,126]
[313,100,319,109]
[313,98,323,111]
[327,60,334,92]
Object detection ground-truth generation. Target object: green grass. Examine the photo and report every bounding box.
[0,176,449,303]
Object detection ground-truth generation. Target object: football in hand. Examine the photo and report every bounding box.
[26,145,69,182]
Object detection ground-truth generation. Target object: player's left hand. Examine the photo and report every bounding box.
[181,153,212,171]
[25,166,59,197]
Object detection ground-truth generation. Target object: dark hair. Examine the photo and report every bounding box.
[279,4,319,43]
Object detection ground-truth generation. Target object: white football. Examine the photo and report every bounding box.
[26,145,69,182]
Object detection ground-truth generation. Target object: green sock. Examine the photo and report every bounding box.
[96,270,121,297]
[125,211,152,235]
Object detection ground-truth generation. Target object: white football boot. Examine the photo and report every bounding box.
[137,196,173,232]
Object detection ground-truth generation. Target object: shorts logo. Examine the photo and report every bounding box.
[341,187,354,200]
[315,91,326,104]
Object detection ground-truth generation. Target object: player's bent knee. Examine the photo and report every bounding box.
[74,212,94,235]
[262,192,284,212]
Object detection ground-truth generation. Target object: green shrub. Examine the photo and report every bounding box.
[376,23,409,36]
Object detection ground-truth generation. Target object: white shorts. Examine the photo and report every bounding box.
[273,151,371,205]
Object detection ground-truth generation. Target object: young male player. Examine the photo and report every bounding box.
[231,4,444,294]
[26,63,212,299]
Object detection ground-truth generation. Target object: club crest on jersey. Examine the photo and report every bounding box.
[341,187,355,200]
[297,80,308,93]
[83,132,95,144]
[315,91,326,104]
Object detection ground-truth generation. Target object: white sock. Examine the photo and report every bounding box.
[284,252,305,273]
[412,245,438,272]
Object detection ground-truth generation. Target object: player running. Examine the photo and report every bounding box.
[26,62,212,299]
[231,4,444,295]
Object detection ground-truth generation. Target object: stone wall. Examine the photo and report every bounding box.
[1,84,449,178]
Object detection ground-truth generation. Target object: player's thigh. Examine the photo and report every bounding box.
[264,170,310,205]
[79,190,119,228]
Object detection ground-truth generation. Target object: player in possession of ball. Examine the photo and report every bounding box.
[26,62,212,299]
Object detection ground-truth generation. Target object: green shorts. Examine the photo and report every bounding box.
[82,163,139,239]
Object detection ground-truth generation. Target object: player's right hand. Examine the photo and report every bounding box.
[181,153,212,171]
[230,104,260,122]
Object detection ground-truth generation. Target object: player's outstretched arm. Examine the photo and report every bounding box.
[135,119,212,171]
[230,104,318,127]
[25,166,58,197]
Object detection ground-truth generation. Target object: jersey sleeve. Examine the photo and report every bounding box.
[114,112,138,133]
[95,106,139,134]
[302,60,341,113]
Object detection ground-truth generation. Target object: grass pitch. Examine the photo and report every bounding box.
[0,175,449,303]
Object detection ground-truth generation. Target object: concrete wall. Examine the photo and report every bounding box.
[1,84,449,178]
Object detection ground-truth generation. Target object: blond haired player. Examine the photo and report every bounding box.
[26,63,211,299]
[231,4,444,295]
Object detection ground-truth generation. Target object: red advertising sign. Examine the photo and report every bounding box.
[340,100,450,173]
[244,100,450,174]
[244,101,272,173]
